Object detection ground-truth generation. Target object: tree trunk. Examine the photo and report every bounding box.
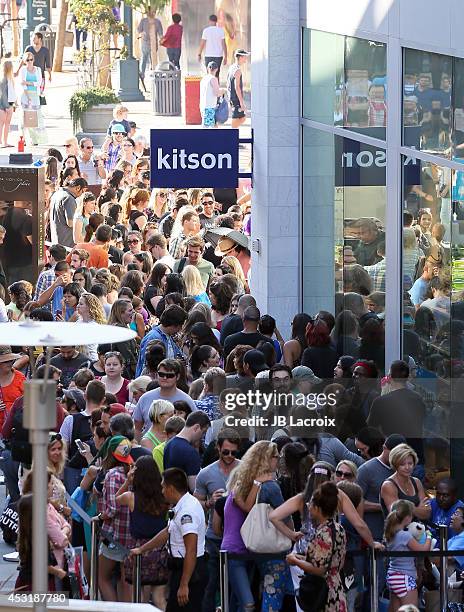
[97,35,112,88]
[148,16,157,70]
[52,0,68,72]
[10,0,20,57]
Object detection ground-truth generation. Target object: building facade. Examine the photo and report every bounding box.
[252,0,464,488]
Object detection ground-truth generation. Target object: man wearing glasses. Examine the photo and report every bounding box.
[133,357,196,439]
[194,428,240,612]
[101,123,126,172]
[78,137,106,188]
[63,137,79,157]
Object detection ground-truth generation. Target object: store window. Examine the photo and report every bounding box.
[303,126,386,372]
[302,29,387,138]
[403,49,452,156]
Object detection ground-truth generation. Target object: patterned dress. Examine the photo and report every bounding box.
[305,519,347,612]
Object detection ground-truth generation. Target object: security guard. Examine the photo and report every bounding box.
[131,467,206,611]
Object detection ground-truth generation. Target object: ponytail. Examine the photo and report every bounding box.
[384,499,414,542]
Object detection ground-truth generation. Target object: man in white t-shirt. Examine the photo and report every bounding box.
[198,14,227,75]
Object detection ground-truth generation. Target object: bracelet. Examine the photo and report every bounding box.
[253,480,261,487]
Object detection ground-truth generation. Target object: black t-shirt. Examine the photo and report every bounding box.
[50,352,89,388]
[2,207,33,266]
[213,188,237,213]
[220,314,243,345]
[223,330,269,359]
[143,284,162,317]
[367,387,426,461]
[130,446,152,461]
[109,245,123,265]
[301,345,338,380]
[129,210,147,231]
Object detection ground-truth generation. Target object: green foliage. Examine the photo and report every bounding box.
[70,0,126,36]
[69,86,120,132]
[126,0,169,17]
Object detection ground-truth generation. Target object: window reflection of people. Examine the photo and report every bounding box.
[408,260,435,311]
[353,219,385,267]
[0,201,33,284]
[419,277,450,334]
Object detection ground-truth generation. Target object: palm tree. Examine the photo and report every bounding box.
[129,0,169,71]
[52,0,68,72]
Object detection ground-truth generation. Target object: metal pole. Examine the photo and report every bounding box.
[439,524,448,612]
[24,375,56,612]
[132,554,142,603]
[89,517,100,600]
[30,429,48,612]
[220,550,229,612]
[369,547,378,612]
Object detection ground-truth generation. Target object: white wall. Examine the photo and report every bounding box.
[301,0,464,58]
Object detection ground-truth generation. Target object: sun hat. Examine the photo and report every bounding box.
[0,346,20,364]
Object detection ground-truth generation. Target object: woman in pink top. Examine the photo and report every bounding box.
[46,470,71,569]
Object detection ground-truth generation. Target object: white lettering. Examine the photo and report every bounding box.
[357,150,373,167]
[201,153,216,169]
[156,148,234,171]
[375,150,386,167]
[157,149,171,169]
[188,153,200,169]
[218,153,232,169]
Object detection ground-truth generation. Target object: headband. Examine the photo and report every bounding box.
[353,360,376,377]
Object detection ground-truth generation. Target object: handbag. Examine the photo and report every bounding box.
[23,109,38,128]
[239,483,292,554]
[40,96,47,106]
[215,95,229,124]
[296,522,336,612]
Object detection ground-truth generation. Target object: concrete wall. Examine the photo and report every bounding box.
[250,0,300,337]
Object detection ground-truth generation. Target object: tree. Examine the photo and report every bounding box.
[127,0,169,70]
[10,0,20,57]
[69,0,127,87]
[52,0,68,72]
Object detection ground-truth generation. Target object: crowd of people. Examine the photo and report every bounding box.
[0,24,461,612]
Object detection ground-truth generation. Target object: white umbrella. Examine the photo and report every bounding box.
[0,320,136,346]
[0,320,136,612]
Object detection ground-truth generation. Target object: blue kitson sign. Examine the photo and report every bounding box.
[150,129,240,188]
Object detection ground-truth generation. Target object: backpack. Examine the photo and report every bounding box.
[10,405,32,467]
[0,500,18,546]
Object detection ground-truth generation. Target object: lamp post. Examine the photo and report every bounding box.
[115,2,145,101]
[0,321,136,612]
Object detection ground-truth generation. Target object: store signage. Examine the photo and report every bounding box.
[150,129,239,188]
[335,138,420,187]
[30,0,51,25]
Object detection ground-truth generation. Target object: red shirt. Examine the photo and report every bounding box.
[0,370,25,431]
[163,23,183,48]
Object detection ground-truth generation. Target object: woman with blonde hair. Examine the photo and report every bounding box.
[0,60,16,147]
[125,188,150,232]
[19,50,45,145]
[141,399,175,451]
[47,432,69,517]
[182,265,211,306]
[115,160,133,187]
[221,255,247,293]
[380,444,430,520]
[148,189,169,224]
[334,460,358,483]
[223,441,294,611]
[76,293,107,361]
[73,191,96,243]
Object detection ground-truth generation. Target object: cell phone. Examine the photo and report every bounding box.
[75,439,87,453]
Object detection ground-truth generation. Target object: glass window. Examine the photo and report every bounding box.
[302,29,344,126]
[403,49,452,157]
[302,29,387,138]
[402,158,452,484]
[303,126,386,373]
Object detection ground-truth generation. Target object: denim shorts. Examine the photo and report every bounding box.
[99,541,129,562]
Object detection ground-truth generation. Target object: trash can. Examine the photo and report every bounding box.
[35,24,55,65]
[184,75,202,125]
[152,61,181,116]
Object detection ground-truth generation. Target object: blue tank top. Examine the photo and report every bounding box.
[130,495,167,540]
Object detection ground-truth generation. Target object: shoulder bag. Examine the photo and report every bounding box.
[215,95,229,125]
[296,521,336,612]
[239,483,292,554]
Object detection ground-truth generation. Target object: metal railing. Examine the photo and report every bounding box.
[219,525,464,612]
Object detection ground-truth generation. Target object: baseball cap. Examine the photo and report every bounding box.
[112,438,134,464]
[384,433,407,450]
[62,388,86,412]
[207,60,219,71]
[243,349,268,375]
[235,49,250,57]
[291,365,322,385]
[111,123,127,134]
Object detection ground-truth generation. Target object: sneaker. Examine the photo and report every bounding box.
[3,551,19,562]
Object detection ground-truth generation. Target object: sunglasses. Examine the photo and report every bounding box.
[64,144,72,148]
[158,193,167,197]
[157,371,176,379]
[123,143,133,148]
[84,146,94,150]
[26,58,34,62]
[127,239,140,244]
[49,432,62,443]
[221,449,239,457]
[203,200,214,205]
[335,470,354,479]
